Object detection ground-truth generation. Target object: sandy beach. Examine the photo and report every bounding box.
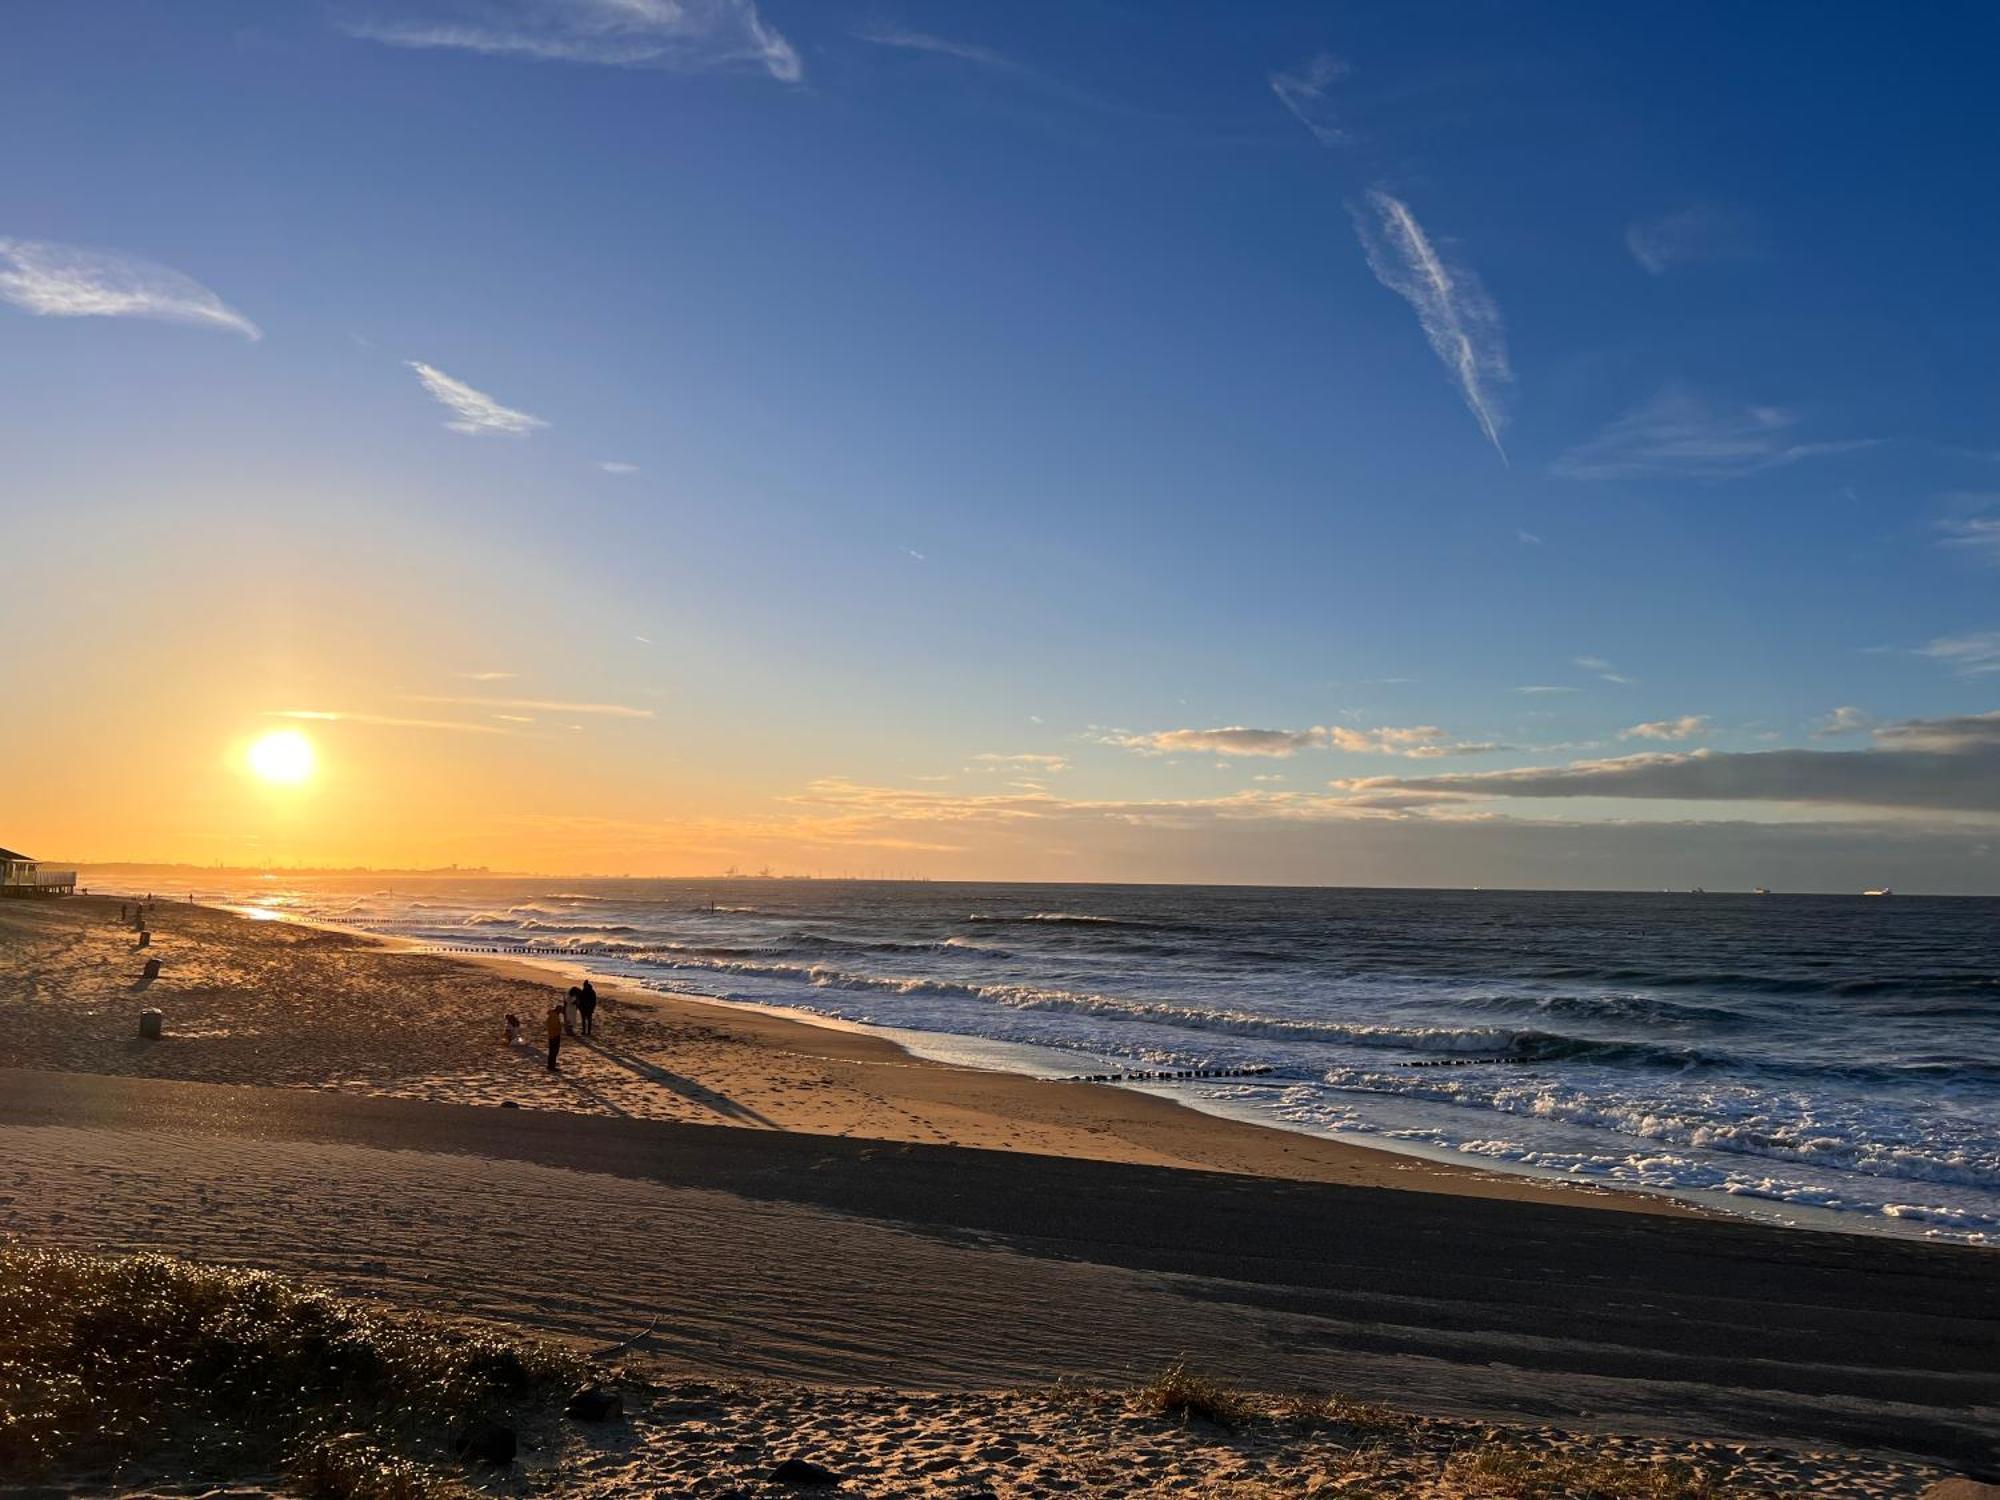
[4,895,1996,1496]
[0,893,1684,1204]
[16,9,2000,1493]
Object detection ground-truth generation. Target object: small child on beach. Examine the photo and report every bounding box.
[504,1013,522,1046]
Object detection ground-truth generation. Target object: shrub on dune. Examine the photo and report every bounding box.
[1132,1361,1258,1429]
[0,1247,590,1493]
[1432,1445,1730,1498]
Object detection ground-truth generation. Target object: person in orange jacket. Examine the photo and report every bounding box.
[545,1002,564,1071]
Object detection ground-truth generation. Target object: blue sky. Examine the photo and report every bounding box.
[4,1,1999,888]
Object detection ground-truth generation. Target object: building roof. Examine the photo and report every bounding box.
[0,849,34,863]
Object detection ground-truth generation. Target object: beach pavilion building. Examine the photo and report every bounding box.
[0,848,76,897]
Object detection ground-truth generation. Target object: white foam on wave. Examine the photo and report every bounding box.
[180,875,2000,1247]
[601,948,1609,1053]
[1318,1063,2000,1192]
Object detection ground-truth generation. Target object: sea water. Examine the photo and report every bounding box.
[153,876,2000,1244]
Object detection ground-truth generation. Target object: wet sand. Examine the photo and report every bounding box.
[3,895,1997,1491]
[3,1067,1994,1485]
[0,894,1684,1206]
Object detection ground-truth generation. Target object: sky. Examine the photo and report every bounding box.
[4,0,1999,891]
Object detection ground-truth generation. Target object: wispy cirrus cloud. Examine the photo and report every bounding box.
[403,694,654,718]
[1574,655,1633,685]
[1938,511,2000,567]
[1265,60,1509,464]
[457,670,517,682]
[1269,52,1347,147]
[1351,191,1512,461]
[598,460,639,475]
[854,21,1139,118]
[1625,205,1759,275]
[1916,631,2000,676]
[1106,724,1502,760]
[1340,710,2000,815]
[1516,684,1579,695]
[407,361,547,437]
[856,23,1013,70]
[1553,384,1873,481]
[1329,724,1443,755]
[274,710,511,735]
[0,237,260,339]
[1621,715,1710,741]
[342,0,800,82]
[1106,726,1325,758]
[971,752,1070,771]
[1329,725,1509,758]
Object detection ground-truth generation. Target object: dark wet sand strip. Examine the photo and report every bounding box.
[2,1068,1995,1471]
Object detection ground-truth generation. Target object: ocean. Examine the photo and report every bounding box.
[137,875,2000,1245]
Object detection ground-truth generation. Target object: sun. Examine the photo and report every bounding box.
[247,729,317,785]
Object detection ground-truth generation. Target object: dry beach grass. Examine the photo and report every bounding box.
[0,1245,1944,1499]
[0,896,1993,1497]
[0,1246,586,1496]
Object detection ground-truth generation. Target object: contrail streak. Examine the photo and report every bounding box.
[1352,190,1511,462]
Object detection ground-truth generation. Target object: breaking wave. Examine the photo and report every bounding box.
[196,876,2000,1245]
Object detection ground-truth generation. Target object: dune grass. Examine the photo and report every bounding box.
[1117,1365,1738,1499]
[1435,1445,1732,1499]
[1273,1388,1415,1436]
[1133,1360,1261,1429]
[0,1247,589,1494]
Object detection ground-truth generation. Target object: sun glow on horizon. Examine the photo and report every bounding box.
[246,728,317,785]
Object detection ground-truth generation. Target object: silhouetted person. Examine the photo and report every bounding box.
[577,981,598,1039]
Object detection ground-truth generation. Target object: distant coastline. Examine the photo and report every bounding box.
[68,862,1995,899]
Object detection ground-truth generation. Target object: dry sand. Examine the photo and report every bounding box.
[0,1100,1969,1498]
[25,1380,1960,1500]
[3,895,1996,1496]
[0,894,1672,1206]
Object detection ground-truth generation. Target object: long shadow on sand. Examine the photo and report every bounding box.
[587,1042,776,1127]
[6,1069,1995,1469]
[503,1041,634,1119]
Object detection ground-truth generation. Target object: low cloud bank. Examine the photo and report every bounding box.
[1344,711,2000,814]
